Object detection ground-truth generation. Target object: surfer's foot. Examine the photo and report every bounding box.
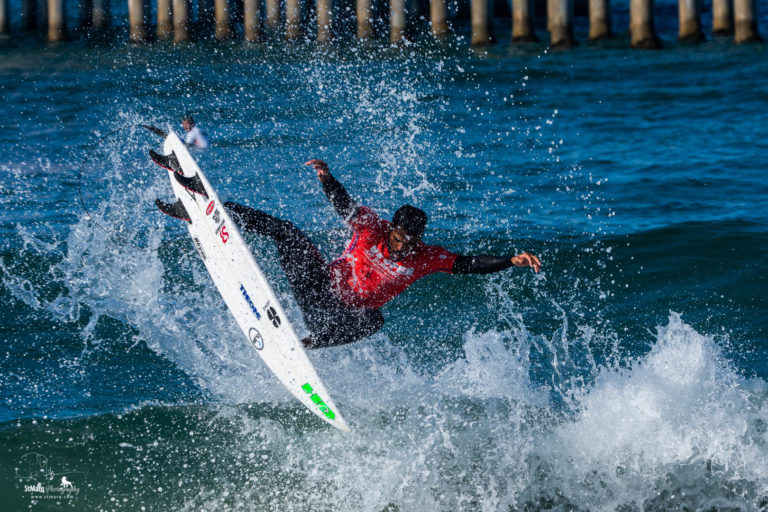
[155,198,191,223]
[149,149,183,175]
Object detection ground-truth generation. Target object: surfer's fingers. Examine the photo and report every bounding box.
[306,159,328,170]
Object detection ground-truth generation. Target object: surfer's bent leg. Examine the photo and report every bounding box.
[224,201,332,323]
[304,307,384,349]
[225,202,384,349]
[225,202,297,239]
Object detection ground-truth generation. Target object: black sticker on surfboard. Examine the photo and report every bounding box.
[267,307,281,328]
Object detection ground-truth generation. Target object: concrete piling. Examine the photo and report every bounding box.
[734,0,762,43]
[128,0,147,42]
[22,0,38,31]
[48,0,65,40]
[317,0,332,42]
[589,0,611,40]
[92,0,111,30]
[678,0,704,42]
[712,0,733,35]
[173,0,190,41]
[390,0,407,44]
[0,0,9,35]
[512,0,537,42]
[548,0,576,47]
[630,0,661,48]
[285,0,301,40]
[265,0,280,32]
[356,0,372,40]
[157,0,173,39]
[430,0,449,38]
[244,0,261,42]
[470,0,492,45]
[215,0,231,39]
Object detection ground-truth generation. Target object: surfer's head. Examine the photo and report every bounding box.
[182,116,196,132]
[388,205,427,260]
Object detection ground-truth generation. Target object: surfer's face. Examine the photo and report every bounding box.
[387,227,418,261]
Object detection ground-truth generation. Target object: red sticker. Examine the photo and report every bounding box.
[220,225,229,244]
[206,201,215,215]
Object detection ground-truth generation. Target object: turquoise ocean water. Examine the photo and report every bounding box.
[1,18,768,511]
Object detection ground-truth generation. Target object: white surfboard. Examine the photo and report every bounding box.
[154,131,350,432]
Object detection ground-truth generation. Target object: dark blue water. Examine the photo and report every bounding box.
[1,34,767,510]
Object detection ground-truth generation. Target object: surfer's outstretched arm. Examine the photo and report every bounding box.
[453,252,541,274]
[305,159,359,221]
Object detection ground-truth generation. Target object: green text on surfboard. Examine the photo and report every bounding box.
[302,383,336,420]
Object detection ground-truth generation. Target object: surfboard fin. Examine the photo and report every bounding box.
[140,124,168,138]
[155,199,191,223]
[174,172,209,198]
[149,149,183,175]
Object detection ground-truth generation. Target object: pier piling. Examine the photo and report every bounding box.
[48,0,66,40]
[265,0,280,32]
[589,0,611,40]
[285,0,301,40]
[157,0,172,39]
[512,0,537,42]
[317,0,332,42]
[128,0,147,42]
[470,0,492,45]
[0,0,9,35]
[244,0,261,41]
[712,0,733,35]
[173,0,190,41]
[548,0,576,47]
[390,0,407,43]
[92,0,111,30]
[734,0,762,42]
[430,0,448,38]
[356,0,371,39]
[678,0,704,42]
[215,0,231,39]
[630,0,661,48]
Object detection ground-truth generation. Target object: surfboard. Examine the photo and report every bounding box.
[151,131,350,433]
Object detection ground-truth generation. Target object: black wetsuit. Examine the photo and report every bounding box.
[225,175,516,349]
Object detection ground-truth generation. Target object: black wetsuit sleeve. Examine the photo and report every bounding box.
[452,254,514,274]
[321,174,358,221]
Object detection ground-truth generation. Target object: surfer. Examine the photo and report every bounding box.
[224,159,541,349]
[181,116,210,149]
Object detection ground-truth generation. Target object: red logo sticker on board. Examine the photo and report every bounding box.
[206,201,215,215]
[220,225,229,244]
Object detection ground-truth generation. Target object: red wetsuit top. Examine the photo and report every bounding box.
[329,207,458,309]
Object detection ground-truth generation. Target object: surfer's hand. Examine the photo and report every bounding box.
[511,252,541,273]
[305,159,331,182]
